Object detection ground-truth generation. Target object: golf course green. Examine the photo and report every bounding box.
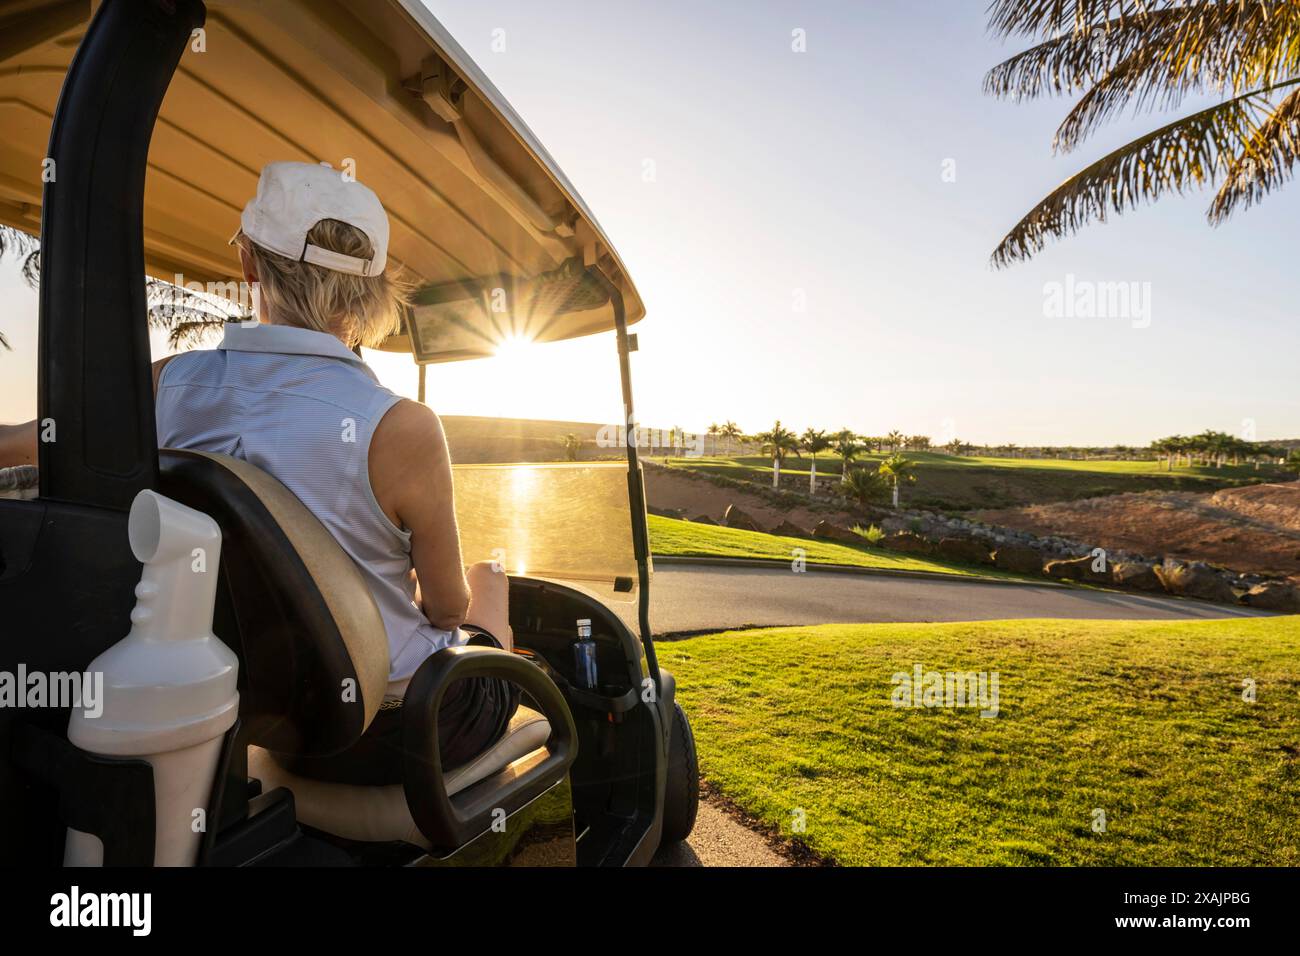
[658,615,1300,865]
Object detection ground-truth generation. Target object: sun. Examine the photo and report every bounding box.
[495,332,535,361]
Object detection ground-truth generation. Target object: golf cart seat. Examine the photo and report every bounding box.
[157,448,577,856]
[247,705,552,848]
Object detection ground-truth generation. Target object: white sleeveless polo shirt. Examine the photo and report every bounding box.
[156,322,464,683]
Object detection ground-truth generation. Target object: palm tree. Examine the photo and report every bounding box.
[878,453,918,509]
[1,223,244,351]
[755,421,800,490]
[831,428,866,481]
[986,1,1300,266]
[1150,436,1175,471]
[559,433,582,461]
[719,421,743,457]
[707,422,720,456]
[801,427,832,494]
[843,466,890,511]
[886,430,905,452]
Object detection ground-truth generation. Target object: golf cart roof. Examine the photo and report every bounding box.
[0,0,644,359]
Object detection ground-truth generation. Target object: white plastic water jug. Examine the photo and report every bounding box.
[65,489,239,866]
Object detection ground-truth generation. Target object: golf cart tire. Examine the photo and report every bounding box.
[661,701,699,844]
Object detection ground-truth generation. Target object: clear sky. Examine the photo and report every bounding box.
[3,0,1298,445]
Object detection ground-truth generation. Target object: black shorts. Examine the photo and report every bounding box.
[278,627,521,787]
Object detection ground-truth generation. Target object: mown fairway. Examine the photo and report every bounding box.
[660,453,1285,510]
[648,514,1028,580]
[658,616,1300,865]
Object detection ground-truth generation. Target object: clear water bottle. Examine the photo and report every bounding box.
[572,618,598,690]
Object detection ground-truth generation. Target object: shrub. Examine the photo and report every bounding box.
[853,523,885,544]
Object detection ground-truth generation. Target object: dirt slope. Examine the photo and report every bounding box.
[642,466,858,531]
[975,483,1300,581]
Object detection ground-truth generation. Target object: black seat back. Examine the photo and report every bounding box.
[160,449,390,756]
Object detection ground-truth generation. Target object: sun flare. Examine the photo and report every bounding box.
[494,332,536,360]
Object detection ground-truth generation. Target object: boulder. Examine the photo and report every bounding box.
[880,532,934,555]
[1110,561,1163,592]
[723,504,763,533]
[936,537,993,565]
[992,544,1044,575]
[1044,554,1111,584]
[811,519,862,544]
[771,519,810,538]
[1155,561,1238,604]
[691,514,717,526]
[1243,580,1300,611]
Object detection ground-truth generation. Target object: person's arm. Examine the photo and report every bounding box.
[0,356,177,470]
[0,421,37,468]
[368,399,470,631]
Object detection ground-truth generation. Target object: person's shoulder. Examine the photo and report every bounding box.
[379,395,444,442]
[152,349,217,392]
[372,399,447,463]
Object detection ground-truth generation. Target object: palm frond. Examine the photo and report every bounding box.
[0,223,38,264]
[988,0,1173,40]
[985,6,1191,100]
[0,225,37,349]
[0,225,41,305]
[1052,2,1300,151]
[146,277,246,348]
[991,88,1281,266]
[2,223,246,352]
[1211,84,1300,219]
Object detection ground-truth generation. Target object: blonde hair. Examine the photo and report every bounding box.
[236,219,409,349]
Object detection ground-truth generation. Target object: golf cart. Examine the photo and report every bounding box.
[0,0,698,866]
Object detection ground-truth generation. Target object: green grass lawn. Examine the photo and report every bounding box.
[658,616,1300,866]
[647,513,1026,580]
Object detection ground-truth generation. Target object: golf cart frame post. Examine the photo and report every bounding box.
[586,265,661,696]
[38,0,201,506]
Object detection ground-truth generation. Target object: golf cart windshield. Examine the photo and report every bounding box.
[453,462,640,594]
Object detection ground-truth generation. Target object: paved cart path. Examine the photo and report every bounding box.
[641,564,1267,636]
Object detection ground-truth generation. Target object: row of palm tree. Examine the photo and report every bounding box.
[743,421,919,507]
[708,422,933,465]
[1150,431,1287,470]
[705,421,745,456]
[687,415,1295,474]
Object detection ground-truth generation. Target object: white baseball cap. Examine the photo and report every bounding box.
[237,161,389,276]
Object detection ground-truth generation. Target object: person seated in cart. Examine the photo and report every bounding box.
[0,161,517,778]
